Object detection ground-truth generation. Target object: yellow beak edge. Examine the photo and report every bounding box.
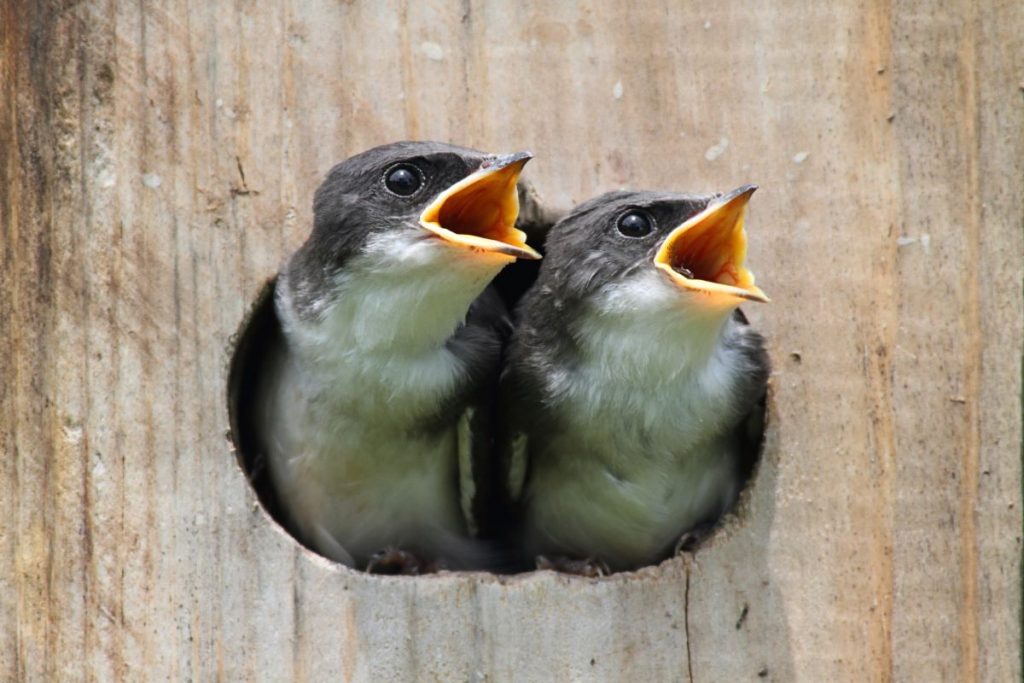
[653,184,769,304]
[419,152,541,261]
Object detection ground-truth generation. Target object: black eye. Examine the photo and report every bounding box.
[617,210,654,237]
[384,164,423,196]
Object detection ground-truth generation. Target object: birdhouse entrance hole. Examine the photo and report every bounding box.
[227,275,769,576]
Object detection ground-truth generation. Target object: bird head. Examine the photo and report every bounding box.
[539,185,768,314]
[308,141,540,266]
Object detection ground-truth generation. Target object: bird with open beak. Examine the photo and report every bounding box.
[500,186,770,573]
[253,141,539,572]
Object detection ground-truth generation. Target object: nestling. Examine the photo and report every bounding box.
[501,186,769,572]
[252,141,539,572]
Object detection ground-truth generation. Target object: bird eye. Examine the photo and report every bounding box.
[617,210,654,238]
[384,164,423,196]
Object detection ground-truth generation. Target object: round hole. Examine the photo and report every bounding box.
[226,272,769,576]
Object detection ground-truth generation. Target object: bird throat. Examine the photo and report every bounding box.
[282,230,506,358]
[575,272,736,383]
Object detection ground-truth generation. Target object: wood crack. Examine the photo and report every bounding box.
[684,561,694,683]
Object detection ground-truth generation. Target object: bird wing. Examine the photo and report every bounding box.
[493,345,537,512]
[453,285,514,540]
[728,307,771,487]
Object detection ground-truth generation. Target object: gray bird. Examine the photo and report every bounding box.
[501,186,770,573]
[253,141,540,572]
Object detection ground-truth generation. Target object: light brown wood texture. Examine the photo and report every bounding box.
[2,1,1021,681]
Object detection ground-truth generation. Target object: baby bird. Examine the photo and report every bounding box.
[501,186,769,572]
[252,141,540,572]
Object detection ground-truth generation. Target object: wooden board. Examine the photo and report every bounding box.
[1,1,1020,680]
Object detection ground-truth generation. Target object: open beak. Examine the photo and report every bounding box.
[654,185,769,303]
[419,151,541,260]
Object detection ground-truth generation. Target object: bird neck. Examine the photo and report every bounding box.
[279,230,510,360]
[573,271,737,384]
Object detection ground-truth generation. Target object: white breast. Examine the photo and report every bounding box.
[525,271,748,567]
[560,271,744,452]
[263,230,511,565]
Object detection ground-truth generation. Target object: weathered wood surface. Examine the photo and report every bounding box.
[2,1,1021,681]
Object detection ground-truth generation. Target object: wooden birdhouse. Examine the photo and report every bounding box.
[2,2,1020,681]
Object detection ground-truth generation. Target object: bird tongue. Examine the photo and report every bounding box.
[654,185,769,304]
[419,153,541,260]
[672,265,695,279]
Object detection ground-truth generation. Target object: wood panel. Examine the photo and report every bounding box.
[1,1,1020,680]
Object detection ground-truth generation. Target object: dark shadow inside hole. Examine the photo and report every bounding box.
[227,278,288,530]
[226,237,767,575]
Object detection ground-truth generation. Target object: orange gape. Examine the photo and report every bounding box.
[654,184,768,304]
[419,153,540,261]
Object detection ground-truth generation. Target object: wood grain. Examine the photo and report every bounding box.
[1,1,1020,680]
